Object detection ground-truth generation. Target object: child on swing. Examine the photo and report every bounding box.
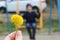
[22,4,40,40]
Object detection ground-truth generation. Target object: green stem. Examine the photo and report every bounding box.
[15,26,17,32]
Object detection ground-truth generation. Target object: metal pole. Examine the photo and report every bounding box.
[5,0,10,33]
[16,0,19,14]
[40,0,43,30]
[57,0,60,33]
[49,0,53,35]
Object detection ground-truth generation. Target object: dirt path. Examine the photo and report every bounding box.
[0,33,60,40]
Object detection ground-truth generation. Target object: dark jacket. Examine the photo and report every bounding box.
[23,11,40,23]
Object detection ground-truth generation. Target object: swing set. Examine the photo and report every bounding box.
[5,0,60,34]
[5,0,43,31]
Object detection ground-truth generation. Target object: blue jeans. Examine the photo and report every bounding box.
[26,23,36,39]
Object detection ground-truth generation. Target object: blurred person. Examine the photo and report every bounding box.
[4,31,23,40]
[22,4,40,40]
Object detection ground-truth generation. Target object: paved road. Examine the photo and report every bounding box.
[0,33,60,40]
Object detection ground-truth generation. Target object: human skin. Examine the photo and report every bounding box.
[4,31,23,40]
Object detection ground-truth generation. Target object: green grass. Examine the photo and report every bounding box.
[0,23,8,35]
[0,19,59,35]
[43,19,59,32]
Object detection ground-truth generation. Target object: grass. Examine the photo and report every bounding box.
[0,19,59,35]
[43,19,58,32]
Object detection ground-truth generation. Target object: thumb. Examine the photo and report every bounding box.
[15,31,23,40]
[4,32,16,40]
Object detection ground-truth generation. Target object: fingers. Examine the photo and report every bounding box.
[4,32,16,40]
[15,31,23,40]
[20,13,24,16]
[4,31,23,40]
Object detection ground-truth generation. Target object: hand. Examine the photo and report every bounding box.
[35,12,39,16]
[4,31,23,40]
[20,13,24,16]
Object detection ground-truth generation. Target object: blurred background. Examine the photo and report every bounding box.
[0,0,59,40]
[0,0,58,35]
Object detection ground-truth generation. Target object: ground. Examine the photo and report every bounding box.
[0,33,60,40]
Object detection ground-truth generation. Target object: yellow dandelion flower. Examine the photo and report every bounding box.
[11,14,23,28]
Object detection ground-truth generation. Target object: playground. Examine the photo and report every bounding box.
[0,0,60,40]
[0,6,60,40]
